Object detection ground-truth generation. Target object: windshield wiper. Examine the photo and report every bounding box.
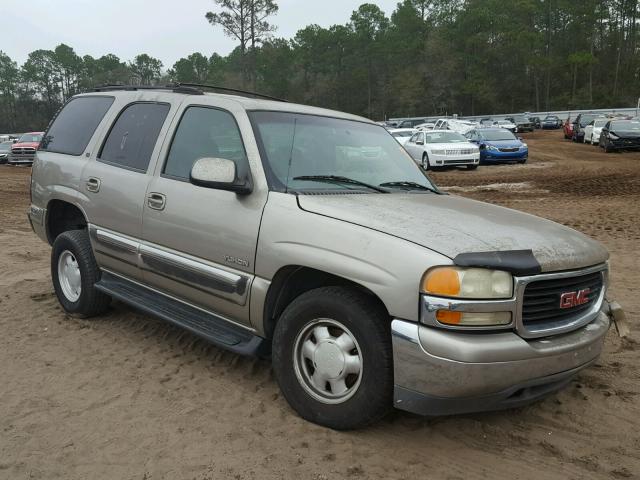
[292,175,389,193]
[379,181,439,194]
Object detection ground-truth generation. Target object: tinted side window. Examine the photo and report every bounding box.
[41,96,114,155]
[100,103,170,171]
[164,106,247,179]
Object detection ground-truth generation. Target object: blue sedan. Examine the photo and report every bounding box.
[465,128,528,164]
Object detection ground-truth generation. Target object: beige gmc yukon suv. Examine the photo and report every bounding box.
[29,84,619,429]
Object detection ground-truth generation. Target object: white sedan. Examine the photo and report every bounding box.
[388,128,417,146]
[584,118,608,144]
[403,130,480,170]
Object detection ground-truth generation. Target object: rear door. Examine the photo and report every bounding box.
[80,94,179,281]
[140,98,268,326]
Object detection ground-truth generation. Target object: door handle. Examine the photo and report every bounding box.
[147,192,166,211]
[86,177,101,193]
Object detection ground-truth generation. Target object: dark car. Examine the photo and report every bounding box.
[542,115,561,129]
[529,116,541,129]
[465,128,528,164]
[572,113,598,142]
[506,115,534,133]
[397,118,426,128]
[0,141,12,164]
[599,119,640,152]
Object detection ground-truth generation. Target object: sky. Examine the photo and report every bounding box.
[1,0,400,68]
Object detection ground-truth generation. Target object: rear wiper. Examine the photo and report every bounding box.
[293,175,389,193]
[379,181,439,194]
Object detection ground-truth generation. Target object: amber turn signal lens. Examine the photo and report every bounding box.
[423,268,461,296]
[436,310,462,325]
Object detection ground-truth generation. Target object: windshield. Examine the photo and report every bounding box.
[544,116,558,120]
[480,130,516,141]
[0,142,11,152]
[425,131,467,143]
[578,115,596,127]
[593,119,608,127]
[496,120,512,126]
[18,133,42,143]
[514,116,529,122]
[611,120,640,131]
[250,111,437,193]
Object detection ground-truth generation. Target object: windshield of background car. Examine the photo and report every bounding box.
[425,131,467,143]
[579,115,596,127]
[593,119,608,127]
[611,121,640,131]
[249,111,437,193]
[514,116,529,122]
[18,133,42,143]
[480,130,516,141]
[544,116,558,121]
[497,121,512,126]
[392,131,413,137]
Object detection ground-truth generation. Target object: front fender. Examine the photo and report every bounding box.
[254,193,451,325]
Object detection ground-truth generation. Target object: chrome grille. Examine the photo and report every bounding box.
[445,149,475,155]
[522,272,603,324]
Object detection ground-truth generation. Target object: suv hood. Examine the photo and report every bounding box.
[297,193,608,272]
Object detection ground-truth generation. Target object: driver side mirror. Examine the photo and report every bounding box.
[190,157,252,195]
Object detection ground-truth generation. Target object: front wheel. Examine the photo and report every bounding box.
[422,152,430,170]
[466,164,478,170]
[272,286,392,430]
[51,230,111,317]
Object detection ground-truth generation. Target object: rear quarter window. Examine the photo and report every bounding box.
[40,96,115,155]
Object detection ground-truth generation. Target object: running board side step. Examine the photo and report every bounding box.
[95,271,268,357]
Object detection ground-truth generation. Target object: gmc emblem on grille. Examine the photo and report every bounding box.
[559,288,591,309]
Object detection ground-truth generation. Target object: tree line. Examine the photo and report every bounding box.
[1,0,639,132]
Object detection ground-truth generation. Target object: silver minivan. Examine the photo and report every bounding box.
[29,85,619,429]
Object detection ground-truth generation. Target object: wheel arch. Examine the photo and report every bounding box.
[261,265,390,340]
[45,199,89,245]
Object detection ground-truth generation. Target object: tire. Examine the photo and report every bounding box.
[421,152,430,170]
[51,229,111,317]
[466,164,478,170]
[272,286,392,430]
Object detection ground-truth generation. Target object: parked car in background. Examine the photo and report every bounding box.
[0,141,12,164]
[8,132,43,165]
[397,118,426,128]
[388,128,417,146]
[493,119,517,134]
[529,116,542,129]
[415,122,435,131]
[541,115,561,129]
[403,129,479,170]
[465,128,528,164]
[506,115,534,132]
[563,116,575,139]
[433,118,478,135]
[584,118,608,145]
[572,113,598,142]
[479,119,495,127]
[599,119,640,152]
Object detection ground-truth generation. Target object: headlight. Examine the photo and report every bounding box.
[521,143,528,148]
[422,267,513,299]
[430,149,446,155]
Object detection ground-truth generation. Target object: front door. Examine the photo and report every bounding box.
[141,104,267,326]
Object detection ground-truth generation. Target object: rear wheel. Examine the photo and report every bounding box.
[272,286,392,430]
[421,152,430,170]
[51,230,111,317]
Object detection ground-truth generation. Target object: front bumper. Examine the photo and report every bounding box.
[481,149,528,163]
[430,153,479,167]
[609,138,640,150]
[391,308,610,416]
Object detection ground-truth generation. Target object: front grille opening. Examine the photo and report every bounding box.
[522,271,603,327]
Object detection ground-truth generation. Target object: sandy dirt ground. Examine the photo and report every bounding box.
[0,130,638,480]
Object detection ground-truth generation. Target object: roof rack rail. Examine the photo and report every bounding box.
[176,83,287,102]
[92,84,204,95]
